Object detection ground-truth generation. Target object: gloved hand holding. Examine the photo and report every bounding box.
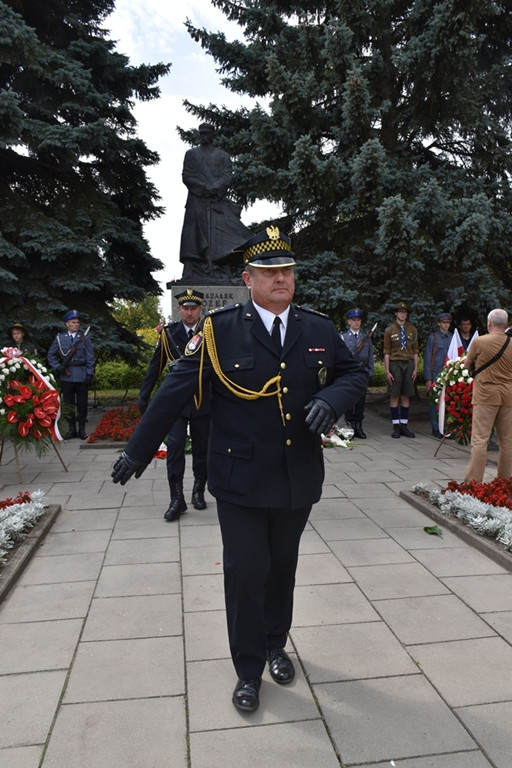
[138,397,148,415]
[56,365,65,376]
[304,399,336,436]
[111,452,147,485]
[86,374,93,386]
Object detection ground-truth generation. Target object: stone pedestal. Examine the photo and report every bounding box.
[169,284,249,321]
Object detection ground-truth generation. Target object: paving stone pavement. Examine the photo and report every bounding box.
[0,400,511,768]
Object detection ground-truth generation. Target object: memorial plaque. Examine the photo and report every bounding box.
[169,284,249,321]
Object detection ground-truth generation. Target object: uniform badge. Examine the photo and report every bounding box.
[318,366,327,387]
[184,332,203,356]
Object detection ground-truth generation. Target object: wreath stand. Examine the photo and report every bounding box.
[0,437,68,484]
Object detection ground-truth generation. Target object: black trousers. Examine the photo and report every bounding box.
[217,500,311,680]
[165,413,210,483]
[345,390,367,422]
[60,379,88,424]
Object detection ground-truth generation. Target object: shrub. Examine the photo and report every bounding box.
[94,360,146,391]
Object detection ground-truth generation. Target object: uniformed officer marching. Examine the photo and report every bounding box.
[138,289,211,520]
[112,226,367,713]
[47,310,95,440]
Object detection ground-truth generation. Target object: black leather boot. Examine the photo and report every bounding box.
[164,479,187,521]
[78,422,88,440]
[354,421,367,439]
[191,478,207,510]
[63,422,77,440]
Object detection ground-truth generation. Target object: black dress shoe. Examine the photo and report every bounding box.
[63,428,77,440]
[400,425,415,438]
[432,429,443,439]
[267,647,295,685]
[232,678,261,712]
[391,425,401,438]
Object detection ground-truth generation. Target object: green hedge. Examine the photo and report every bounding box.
[94,360,147,391]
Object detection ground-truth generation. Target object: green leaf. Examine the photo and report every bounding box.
[424,525,443,536]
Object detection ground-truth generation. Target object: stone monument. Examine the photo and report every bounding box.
[169,122,251,316]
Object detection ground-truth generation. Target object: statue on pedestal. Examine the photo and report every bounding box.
[178,123,252,285]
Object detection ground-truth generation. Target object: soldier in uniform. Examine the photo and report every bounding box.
[138,289,211,521]
[383,301,419,438]
[340,308,374,438]
[112,226,367,714]
[48,310,94,440]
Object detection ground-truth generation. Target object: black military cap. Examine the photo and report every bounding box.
[233,225,296,268]
[176,289,204,306]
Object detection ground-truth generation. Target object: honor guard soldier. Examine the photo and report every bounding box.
[383,301,419,438]
[423,311,453,438]
[48,310,94,440]
[138,289,211,520]
[340,308,374,438]
[112,225,367,714]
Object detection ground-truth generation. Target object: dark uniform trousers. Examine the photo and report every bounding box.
[122,300,368,681]
[139,322,211,485]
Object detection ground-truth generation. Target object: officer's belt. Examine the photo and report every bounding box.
[67,361,86,366]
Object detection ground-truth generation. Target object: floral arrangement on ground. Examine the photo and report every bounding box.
[429,356,473,445]
[413,479,512,551]
[0,490,47,564]
[0,348,60,455]
[88,405,141,443]
[322,424,354,450]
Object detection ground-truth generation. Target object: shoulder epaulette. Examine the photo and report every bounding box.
[205,303,241,317]
[295,304,330,319]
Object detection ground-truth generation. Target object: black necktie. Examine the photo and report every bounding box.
[354,332,358,342]
[188,328,194,339]
[271,316,282,354]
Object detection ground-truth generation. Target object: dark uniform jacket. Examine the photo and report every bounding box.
[139,322,210,419]
[124,300,368,510]
[48,331,94,383]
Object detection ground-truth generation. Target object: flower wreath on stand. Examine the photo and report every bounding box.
[0,347,62,456]
[429,356,473,445]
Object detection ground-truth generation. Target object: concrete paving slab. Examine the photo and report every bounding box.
[298,527,331,554]
[411,546,508,577]
[330,537,413,566]
[82,593,182,640]
[94,561,181,597]
[412,637,512,706]
[36,529,112,556]
[309,497,365,519]
[355,752,493,768]
[387,525,470,550]
[334,482,398,498]
[190,719,341,768]
[376,595,497,645]
[0,581,95,623]
[112,516,180,539]
[16,552,104,585]
[361,505,430,528]
[441,574,512,612]
[181,544,224,576]
[348,562,450,600]
[0,670,67,749]
[187,657,318,732]
[291,621,420,683]
[184,610,229,661]
[314,675,477,765]
[456,701,512,768]
[481,611,512,643]
[295,552,352,585]
[64,635,184,702]
[49,508,118,532]
[310,517,388,541]
[183,573,225,612]
[42,697,186,768]
[293,582,380,626]
[180,523,222,549]
[0,745,44,768]
[0,619,82,674]
[104,536,179,565]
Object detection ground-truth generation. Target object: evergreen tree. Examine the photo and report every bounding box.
[182,0,512,339]
[0,0,170,356]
